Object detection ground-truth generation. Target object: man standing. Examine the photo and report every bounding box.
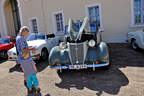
[16,26,40,94]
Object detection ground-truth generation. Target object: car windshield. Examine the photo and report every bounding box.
[26,34,46,41]
[0,38,10,44]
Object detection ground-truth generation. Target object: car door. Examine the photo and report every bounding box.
[45,38,55,52]
[136,31,144,49]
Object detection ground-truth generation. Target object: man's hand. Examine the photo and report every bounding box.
[35,69,38,73]
[28,46,36,51]
[33,65,38,73]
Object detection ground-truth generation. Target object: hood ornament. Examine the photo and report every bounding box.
[76,60,79,64]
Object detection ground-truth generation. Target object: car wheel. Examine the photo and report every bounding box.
[131,39,139,50]
[57,69,67,74]
[57,69,63,73]
[40,48,48,61]
[1,50,8,59]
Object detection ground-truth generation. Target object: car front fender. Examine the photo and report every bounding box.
[49,46,70,66]
[86,42,109,63]
[128,31,144,48]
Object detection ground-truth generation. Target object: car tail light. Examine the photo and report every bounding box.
[33,54,40,57]
[96,61,98,64]
[8,57,12,59]
[56,64,61,66]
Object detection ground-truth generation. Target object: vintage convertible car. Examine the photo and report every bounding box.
[0,36,16,59]
[8,33,59,61]
[127,29,144,50]
[49,17,110,71]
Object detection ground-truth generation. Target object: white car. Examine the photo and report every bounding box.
[8,33,59,61]
[127,29,144,50]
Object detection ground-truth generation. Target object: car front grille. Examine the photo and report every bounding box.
[68,42,88,65]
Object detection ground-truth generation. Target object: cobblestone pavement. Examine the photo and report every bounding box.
[0,43,144,96]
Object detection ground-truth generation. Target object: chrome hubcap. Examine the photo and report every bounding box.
[132,41,137,49]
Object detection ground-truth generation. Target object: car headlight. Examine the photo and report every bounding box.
[59,42,66,49]
[89,40,96,47]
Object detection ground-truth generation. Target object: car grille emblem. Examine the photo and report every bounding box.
[76,60,79,64]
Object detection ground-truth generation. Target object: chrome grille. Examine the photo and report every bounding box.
[143,34,144,42]
[68,42,88,65]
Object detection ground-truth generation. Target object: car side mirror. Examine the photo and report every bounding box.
[47,34,55,38]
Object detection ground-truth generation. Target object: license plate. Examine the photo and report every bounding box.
[69,64,88,69]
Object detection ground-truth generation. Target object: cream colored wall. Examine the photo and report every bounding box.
[42,0,132,42]
[0,0,143,42]
[20,0,46,33]
[0,17,3,37]
[0,0,5,37]
[4,1,15,36]
[101,0,131,42]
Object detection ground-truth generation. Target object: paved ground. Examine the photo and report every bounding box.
[0,43,144,96]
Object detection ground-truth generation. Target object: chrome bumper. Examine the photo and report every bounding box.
[51,62,109,69]
[8,56,40,61]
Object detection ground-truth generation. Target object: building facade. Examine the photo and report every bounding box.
[0,0,143,42]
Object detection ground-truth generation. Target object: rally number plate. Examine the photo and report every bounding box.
[69,64,88,69]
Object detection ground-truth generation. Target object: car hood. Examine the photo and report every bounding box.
[8,47,16,53]
[27,40,46,48]
[0,44,9,50]
[8,40,46,53]
[129,30,143,34]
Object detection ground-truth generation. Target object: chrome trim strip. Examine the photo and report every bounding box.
[52,63,109,69]
[68,43,73,65]
[83,42,88,64]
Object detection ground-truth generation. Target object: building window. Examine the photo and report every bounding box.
[88,6,100,27]
[29,18,39,33]
[85,3,103,31]
[134,0,144,24]
[52,11,64,34]
[55,13,64,32]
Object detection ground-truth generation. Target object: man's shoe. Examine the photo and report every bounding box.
[28,89,33,94]
[36,88,41,93]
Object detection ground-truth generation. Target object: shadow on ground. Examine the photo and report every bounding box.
[9,59,49,73]
[27,92,42,96]
[0,58,7,64]
[55,43,144,96]
[45,93,51,96]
